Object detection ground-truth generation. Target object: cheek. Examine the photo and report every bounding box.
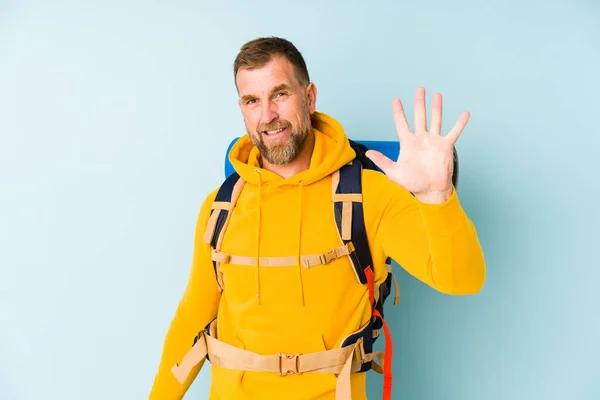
[281,104,301,124]
[242,110,259,129]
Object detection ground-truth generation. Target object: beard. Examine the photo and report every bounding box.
[249,100,312,165]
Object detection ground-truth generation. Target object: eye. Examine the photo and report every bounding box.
[275,92,288,98]
[246,98,257,105]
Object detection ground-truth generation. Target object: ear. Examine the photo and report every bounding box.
[306,82,317,114]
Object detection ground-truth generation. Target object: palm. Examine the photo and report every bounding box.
[366,87,469,198]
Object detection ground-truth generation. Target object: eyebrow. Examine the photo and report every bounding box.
[240,83,293,103]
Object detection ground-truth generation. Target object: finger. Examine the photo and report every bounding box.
[446,111,470,144]
[365,149,395,174]
[414,87,427,133]
[392,98,411,138]
[430,92,442,136]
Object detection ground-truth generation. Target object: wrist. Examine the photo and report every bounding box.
[414,188,453,204]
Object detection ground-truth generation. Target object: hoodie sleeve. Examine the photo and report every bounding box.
[149,189,221,399]
[364,170,486,295]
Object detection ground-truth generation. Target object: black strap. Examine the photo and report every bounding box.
[208,172,241,279]
[333,160,372,285]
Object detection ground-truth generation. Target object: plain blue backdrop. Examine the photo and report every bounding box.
[1,1,599,399]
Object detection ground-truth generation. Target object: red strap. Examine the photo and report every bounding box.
[373,309,393,400]
[364,266,375,306]
[364,266,393,400]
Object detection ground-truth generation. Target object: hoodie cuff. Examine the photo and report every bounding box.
[415,188,468,235]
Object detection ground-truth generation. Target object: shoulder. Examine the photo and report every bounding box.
[361,168,388,184]
[196,187,220,224]
[199,173,242,215]
[202,187,220,207]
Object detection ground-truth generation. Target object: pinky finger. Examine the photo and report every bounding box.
[446,111,470,144]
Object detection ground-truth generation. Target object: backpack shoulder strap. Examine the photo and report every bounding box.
[333,155,395,400]
[203,172,245,291]
[332,158,396,308]
[331,159,372,285]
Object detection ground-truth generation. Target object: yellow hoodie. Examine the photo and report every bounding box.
[149,112,486,400]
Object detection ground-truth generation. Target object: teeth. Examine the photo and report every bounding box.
[265,128,285,135]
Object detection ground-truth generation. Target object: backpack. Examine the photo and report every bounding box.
[203,138,459,400]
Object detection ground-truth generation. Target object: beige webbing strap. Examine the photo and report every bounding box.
[342,201,352,240]
[302,242,355,268]
[392,273,400,305]
[365,351,386,375]
[215,179,245,250]
[333,194,363,203]
[211,243,355,269]
[203,203,232,244]
[212,250,297,268]
[201,178,246,291]
[385,260,400,306]
[205,334,358,375]
[211,201,231,210]
[203,181,245,246]
[331,169,340,198]
[172,331,364,399]
[203,210,221,244]
[206,334,360,400]
[331,170,363,241]
[335,345,357,400]
[171,334,209,384]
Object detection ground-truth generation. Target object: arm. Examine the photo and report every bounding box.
[149,189,221,399]
[365,87,486,294]
[367,172,485,295]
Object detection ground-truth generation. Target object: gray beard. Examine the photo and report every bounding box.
[254,126,309,165]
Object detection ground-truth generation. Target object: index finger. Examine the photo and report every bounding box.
[446,111,470,144]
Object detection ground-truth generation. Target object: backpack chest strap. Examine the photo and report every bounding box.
[211,242,355,268]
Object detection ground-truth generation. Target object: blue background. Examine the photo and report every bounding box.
[1,1,599,399]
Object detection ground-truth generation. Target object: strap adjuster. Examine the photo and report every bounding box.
[278,353,301,376]
[346,242,355,254]
[319,249,337,265]
[212,249,230,264]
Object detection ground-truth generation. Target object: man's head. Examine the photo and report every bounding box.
[234,37,317,166]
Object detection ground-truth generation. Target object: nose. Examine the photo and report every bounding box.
[259,100,278,126]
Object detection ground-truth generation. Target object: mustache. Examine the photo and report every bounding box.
[257,120,291,133]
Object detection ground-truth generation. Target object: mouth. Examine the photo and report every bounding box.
[262,127,287,137]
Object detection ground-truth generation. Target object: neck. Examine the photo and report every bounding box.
[262,130,315,179]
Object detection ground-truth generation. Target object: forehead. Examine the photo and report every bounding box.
[236,56,297,95]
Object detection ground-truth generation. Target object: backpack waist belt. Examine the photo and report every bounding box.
[171,330,384,400]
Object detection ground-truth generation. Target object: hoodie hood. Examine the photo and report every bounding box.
[225,111,356,306]
[228,111,356,186]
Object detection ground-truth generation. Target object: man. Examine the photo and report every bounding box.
[149,37,485,400]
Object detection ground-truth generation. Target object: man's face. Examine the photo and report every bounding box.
[236,56,316,165]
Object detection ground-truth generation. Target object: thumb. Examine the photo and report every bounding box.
[365,150,395,174]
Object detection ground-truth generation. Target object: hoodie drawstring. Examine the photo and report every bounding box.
[252,169,306,307]
[297,181,305,306]
[254,169,262,305]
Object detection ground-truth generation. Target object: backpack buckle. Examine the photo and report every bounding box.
[346,242,355,254]
[278,353,301,376]
[319,249,337,265]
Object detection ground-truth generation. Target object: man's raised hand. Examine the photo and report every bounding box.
[366,87,470,204]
